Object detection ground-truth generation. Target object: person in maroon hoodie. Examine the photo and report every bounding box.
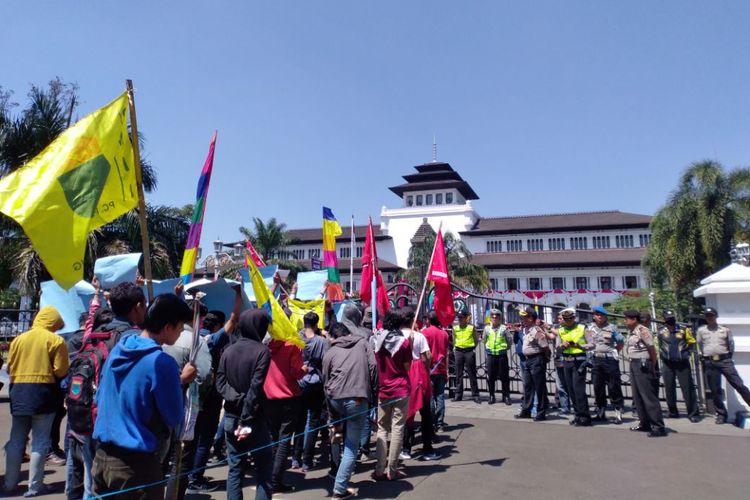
[263,337,307,493]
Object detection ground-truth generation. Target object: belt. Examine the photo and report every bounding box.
[524,352,543,358]
[594,352,616,359]
[486,349,508,356]
[455,347,475,353]
[563,356,587,362]
[703,353,731,362]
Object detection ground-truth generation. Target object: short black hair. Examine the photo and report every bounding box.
[426,311,441,328]
[382,309,402,331]
[329,322,350,339]
[399,307,415,328]
[623,310,641,322]
[142,294,192,334]
[109,282,146,317]
[303,311,319,329]
[203,310,226,332]
[93,308,115,331]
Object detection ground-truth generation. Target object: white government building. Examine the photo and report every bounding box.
[280,160,653,316]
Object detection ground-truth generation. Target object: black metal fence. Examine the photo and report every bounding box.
[0,309,35,360]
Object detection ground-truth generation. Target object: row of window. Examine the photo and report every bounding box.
[488,276,639,290]
[406,192,454,207]
[283,246,365,260]
[484,234,652,253]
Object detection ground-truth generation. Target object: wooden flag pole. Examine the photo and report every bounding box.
[126,80,155,302]
[412,221,442,330]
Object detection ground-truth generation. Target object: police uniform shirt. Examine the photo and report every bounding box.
[697,325,734,357]
[522,325,548,356]
[586,323,623,358]
[625,324,653,360]
[657,326,694,362]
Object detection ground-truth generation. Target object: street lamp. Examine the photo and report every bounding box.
[213,239,223,281]
[233,243,244,260]
[729,242,750,266]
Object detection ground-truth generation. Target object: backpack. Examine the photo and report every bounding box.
[65,324,130,435]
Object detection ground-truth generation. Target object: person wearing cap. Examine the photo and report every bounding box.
[451,310,481,404]
[623,310,666,437]
[586,306,625,424]
[657,309,699,422]
[557,308,593,426]
[514,307,549,421]
[484,309,511,405]
[696,307,750,424]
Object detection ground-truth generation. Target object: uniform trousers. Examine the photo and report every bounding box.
[592,357,624,411]
[453,348,479,399]
[703,358,750,418]
[486,351,510,400]
[661,360,698,417]
[563,358,590,421]
[520,354,547,418]
[630,359,664,431]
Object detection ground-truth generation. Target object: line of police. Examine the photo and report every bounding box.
[449,305,750,437]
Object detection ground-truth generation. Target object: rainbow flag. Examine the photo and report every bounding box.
[322,207,344,301]
[179,132,217,284]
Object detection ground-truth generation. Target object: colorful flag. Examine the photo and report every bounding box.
[0,92,137,289]
[179,132,217,284]
[322,207,344,301]
[359,217,390,316]
[244,240,265,268]
[428,229,455,327]
[247,256,304,348]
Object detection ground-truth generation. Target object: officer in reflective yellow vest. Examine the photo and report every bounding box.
[557,308,593,426]
[452,311,481,404]
[658,309,699,422]
[484,309,511,405]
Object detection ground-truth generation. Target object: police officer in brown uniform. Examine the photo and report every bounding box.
[624,310,666,437]
[658,309,699,422]
[514,308,549,421]
[697,307,750,424]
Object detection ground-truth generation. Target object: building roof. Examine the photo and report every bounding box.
[388,162,479,200]
[284,225,391,245]
[470,247,647,269]
[410,218,435,244]
[462,211,651,235]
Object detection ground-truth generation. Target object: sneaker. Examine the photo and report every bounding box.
[301,463,311,473]
[715,415,727,425]
[503,397,512,406]
[421,451,441,461]
[291,459,301,470]
[689,416,701,423]
[186,479,218,494]
[613,409,623,425]
[333,488,357,500]
[45,453,66,466]
[398,450,412,460]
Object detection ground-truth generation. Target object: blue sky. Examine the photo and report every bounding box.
[3,1,749,252]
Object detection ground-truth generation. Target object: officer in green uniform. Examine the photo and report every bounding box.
[452,311,481,404]
[658,309,699,422]
[557,308,592,426]
[484,309,511,405]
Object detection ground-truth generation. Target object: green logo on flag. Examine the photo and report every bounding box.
[57,155,111,218]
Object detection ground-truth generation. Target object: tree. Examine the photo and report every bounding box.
[239,217,297,261]
[400,227,489,292]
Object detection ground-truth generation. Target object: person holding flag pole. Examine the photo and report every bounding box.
[359,217,389,331]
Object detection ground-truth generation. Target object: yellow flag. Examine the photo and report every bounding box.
[0,93,138,289]
[247,257,304,348]
[288,298,325,331]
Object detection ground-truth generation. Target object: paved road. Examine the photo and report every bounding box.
[1,385,749,499]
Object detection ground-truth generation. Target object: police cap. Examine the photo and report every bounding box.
[703,307,718,317]
[560,308,576,320]
[519,307,537,318]
[662,309,676,319]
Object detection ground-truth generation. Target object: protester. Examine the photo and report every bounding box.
[372,309,411,481]
[91,294,195,499]
[216,309,274,500]
[102,282,147,344]
[322,321,377,499]
[421,311,450,431]
[4,306,69,497]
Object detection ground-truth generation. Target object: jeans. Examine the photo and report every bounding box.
[265,397,302,485]
[328,398,366,495]
[358,404,376,455]
[431,374,447,427]
[554,365,570,412]
[375,397,408,476]
[65,433,95,499]
[292,386,325,467]
[4,412,55,495]
[224,415,273,500]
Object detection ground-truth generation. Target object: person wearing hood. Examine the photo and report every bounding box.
[322,321,378,499]
[4,306,69,497]
[91,294,195,499]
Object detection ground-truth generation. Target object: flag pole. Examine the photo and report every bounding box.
[412,222,442,330]
[126,80,154,302]
[350,215,355,296]
[369,217,378,330]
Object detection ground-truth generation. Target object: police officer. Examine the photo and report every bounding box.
[697,307,750,424]
[452,310,481,404]
[586,306,625,424]
[514,307,548,421]
[484,309,511,405]
[658,309,699,422]
[624,310,666,437]
[557,308,592,426]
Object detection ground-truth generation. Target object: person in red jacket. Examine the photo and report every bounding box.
[263,338,307,493]
[421,311,449,431]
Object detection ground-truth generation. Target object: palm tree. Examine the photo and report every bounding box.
[239,217,297,261]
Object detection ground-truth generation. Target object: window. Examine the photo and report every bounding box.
[623,276,639,289]
[339,247,351,258]
[486,240,503,253]
[616,235,634,248]
[289,249,304,260]
[548,237,565,251]
[507,278,519,291]
[598,276,612,290]
[551,277,565,290]
[593,236,610,249]
[575,277,589,289]
[570,237,588,250]
[639,234,651,247]
[425,194,433,205]
[387,274,394,283]
[307,248,320,259]
[445,192,453,204]
[506,240,522,252]
[527,238,543,251]
[528,277,542,290]
[406,195,413,207]
[489,278,498,290]
[416,195,423,206]
[436,193,443,205]
[356,246,363,258]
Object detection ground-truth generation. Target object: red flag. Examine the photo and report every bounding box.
[244,240,265,268]
[359,218,390,315]
[428,229,455,326]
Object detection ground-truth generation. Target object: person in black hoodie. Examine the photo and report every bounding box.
[216,310,273,500]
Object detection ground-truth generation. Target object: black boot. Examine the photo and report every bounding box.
[488,394,496,405]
